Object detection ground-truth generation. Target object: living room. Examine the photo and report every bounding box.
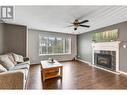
[1,4,127,92]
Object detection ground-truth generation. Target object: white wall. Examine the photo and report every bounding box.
[28,29,77,63]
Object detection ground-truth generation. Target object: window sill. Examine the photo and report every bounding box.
[39,53,71,56]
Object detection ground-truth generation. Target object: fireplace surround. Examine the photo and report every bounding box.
[92,41,120,72]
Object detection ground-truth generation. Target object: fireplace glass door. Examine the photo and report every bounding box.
[97,54,112,68]
[94,50,116,71]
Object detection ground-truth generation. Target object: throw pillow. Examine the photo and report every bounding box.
[7,52,17,65]
[0,54,15,70]
[12,53,24,63]
[0,64,7,72]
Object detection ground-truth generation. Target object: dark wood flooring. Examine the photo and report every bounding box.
[27,64,42,89]
[27,60,127,89]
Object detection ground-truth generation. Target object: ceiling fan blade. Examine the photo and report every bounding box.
[79,25,90,28]
[79,20,89,24]
[66,25,74,27]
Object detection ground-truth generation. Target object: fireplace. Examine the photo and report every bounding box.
[96,53,111,68]
[94,51,116,71]
[92,41,120,72]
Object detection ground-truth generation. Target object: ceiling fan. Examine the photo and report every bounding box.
[67,19,90,30]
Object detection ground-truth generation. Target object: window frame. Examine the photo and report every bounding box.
[39,35,71,56]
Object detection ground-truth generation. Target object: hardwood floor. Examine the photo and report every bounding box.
[27,64,42,89]
[27,60,127,89]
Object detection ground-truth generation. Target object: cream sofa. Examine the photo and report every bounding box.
[0,53,30,89]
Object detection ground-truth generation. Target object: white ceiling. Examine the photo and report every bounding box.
[3,6,127,34]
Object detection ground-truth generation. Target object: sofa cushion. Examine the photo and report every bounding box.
[0,64,7,72]
[17,62,30,66]
[12,53,24,63]
[9,64,29,70]
[0,54,15,70]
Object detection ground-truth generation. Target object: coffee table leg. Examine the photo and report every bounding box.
[43,69,45,82]
[60,66,63,77]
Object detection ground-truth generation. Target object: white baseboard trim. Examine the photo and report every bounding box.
[118,71,127,75]
[76,59,91,65]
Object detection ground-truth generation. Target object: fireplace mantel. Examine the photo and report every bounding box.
[92,41,121,72]
[92,41,121,51]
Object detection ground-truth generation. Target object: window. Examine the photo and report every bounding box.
[39,35,71,55]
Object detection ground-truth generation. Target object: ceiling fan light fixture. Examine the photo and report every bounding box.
[67,19,90,31]
[74,28,77,30]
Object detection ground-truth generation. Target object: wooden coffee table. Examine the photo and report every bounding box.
[41,60,63,82]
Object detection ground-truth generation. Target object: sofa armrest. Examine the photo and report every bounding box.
[23,57,30,62]
[0,70,25,89]
[23,57,30,65]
